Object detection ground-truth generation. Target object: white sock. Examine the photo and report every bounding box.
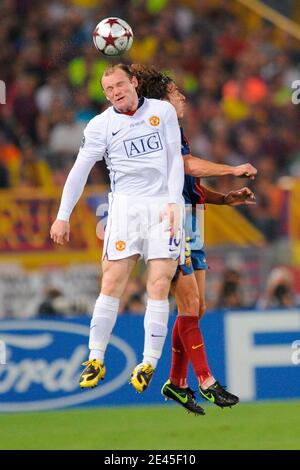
[201,377,216,390]
[143,298,169,369]
[88,293,119,362]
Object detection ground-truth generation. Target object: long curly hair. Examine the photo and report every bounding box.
[130,64,173,100]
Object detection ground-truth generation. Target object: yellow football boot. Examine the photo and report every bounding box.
[129,363,154,393]
[79,359,106,389]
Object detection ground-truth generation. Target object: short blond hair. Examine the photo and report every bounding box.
[102,64,134,81]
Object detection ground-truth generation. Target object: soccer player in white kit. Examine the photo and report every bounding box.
[50,64,185,393]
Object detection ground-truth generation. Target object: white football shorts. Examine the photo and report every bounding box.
[102,193,185,263]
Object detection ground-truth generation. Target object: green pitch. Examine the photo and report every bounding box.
[1,401,299,450]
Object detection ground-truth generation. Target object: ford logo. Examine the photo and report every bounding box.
[0,320,137,412]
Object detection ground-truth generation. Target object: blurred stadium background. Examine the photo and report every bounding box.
[0,0,300,450]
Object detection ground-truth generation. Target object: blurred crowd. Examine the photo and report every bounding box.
[1,0,300,246]
[1,254,297,318]
[35,262,300,316]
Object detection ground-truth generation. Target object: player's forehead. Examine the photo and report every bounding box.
[102,68,130,88]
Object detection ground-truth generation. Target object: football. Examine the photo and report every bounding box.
[93,17,133,56]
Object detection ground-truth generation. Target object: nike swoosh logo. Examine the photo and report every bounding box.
[166,386,188,404]
[151,334,165,337]
[169,248,178,252]
[200,390,215,403]
[192,343,203,350]
[112,129,121,136]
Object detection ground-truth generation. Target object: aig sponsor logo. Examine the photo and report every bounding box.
[0,321,136,412]
[124,132,163,158]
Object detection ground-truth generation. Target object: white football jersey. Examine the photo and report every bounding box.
[56,97,184,221]
[79,97,182,198]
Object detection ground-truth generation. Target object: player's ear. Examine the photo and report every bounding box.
[132,76,138,89]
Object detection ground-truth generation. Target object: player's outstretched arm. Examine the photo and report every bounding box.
[50,156,96,245]
[184,154,257,179]
[50,117,106,245]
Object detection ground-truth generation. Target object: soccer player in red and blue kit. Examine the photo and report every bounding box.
[132,64,256,414]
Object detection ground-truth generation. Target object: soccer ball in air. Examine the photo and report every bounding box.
[93,17,133,56]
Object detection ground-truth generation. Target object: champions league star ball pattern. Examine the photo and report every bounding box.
[93,18,133,56]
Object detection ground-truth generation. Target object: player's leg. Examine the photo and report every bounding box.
[130,198,185,393]
[194,269,239,407]
[172,249,215,391]
[130,258,177,393]
[169,271,199,387]
[161,272,205,415]
[182,268,215,389]
[167,238,200,386]
[194,269,206,318]
[80,255,138,388]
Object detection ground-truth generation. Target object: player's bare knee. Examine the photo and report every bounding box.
[147,278,171,299]
[101,275,123,297]
[101,284,119,297]
[182,295,200,316]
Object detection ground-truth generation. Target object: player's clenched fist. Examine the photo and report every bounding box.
[50,220,70,245]
[233,163,257,179]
